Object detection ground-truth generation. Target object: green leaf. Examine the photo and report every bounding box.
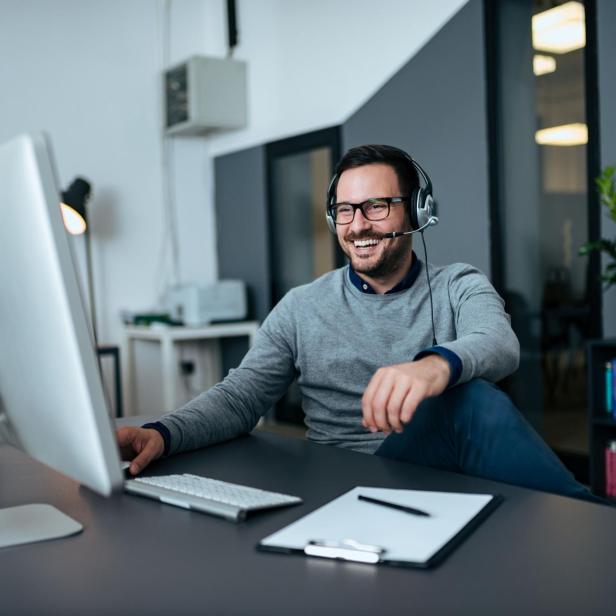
[596,167,616,219]
[579,239,616,256]
[587,165,616,289]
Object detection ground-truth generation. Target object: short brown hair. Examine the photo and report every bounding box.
[329,144,420,203]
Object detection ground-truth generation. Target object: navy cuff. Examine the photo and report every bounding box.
[142,422,171,456]
[414,346,462,387]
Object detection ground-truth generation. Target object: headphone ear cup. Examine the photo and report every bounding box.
[325,173,338,234]
[409,189,421,230]
[325,210,337,234]
[414,188,434,229]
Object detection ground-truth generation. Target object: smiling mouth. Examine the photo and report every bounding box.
[351,237,382,248]
[347,234,384,248]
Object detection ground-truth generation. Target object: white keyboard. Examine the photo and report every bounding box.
[125,473,302,522]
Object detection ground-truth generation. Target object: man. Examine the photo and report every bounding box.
[118,144,596,503]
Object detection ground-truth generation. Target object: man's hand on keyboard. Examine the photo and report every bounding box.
[116,427,165,476]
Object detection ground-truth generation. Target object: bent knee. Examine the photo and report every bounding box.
[448,379,509,408]
[445,379,522,431]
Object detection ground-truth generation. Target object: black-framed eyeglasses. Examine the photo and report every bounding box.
[330,197,407,225]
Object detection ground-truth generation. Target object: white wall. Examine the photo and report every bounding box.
[0,0,170,345]
[0,0,467,345]
[202,0,468,156]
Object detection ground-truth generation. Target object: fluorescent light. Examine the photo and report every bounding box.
[535,123,588,146]
[532,1,585,54]
[533,54,557,76]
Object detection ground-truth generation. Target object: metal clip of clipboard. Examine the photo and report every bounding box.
[304,539,385,564]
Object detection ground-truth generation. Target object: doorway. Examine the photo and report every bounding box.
[266,126,344,423]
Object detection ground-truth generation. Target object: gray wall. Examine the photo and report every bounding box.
[215,145,270,321]
[495,0,542,309]
[598,0,616,337]
[215,145,270,373]
[343,0,490,275]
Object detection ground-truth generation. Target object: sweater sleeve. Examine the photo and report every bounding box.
[157,293,298,455]
[437,265,520,385]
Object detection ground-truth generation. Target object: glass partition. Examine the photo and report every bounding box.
[486,0,600,478]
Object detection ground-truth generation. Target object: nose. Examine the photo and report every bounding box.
[348,207,371,234]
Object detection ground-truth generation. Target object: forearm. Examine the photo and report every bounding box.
[157,305,297,455]
[439,327,519,384]
[443,267,520,384]
[157,378,264,455]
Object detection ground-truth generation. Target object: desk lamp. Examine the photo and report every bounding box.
[60,177,97,342]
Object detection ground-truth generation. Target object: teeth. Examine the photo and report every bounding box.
[353,239,380,247]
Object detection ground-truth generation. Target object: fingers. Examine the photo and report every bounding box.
[370,372,397,433]
[400,384,427,424]
[362,368,386,432]
[362,363,435,434]
[116,426,136,447]
[385,381,410,433]
[369,377,410,434]
[116,427,140,460]
[129,434,163,476]
[115,427,164,476]
[362,370,402,434]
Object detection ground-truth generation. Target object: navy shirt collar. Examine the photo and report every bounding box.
[348,251,421,294]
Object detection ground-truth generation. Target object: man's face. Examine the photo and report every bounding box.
[335,163,412,280]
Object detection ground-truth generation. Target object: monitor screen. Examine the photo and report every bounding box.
[0,132,123,539]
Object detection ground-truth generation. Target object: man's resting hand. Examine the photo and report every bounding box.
[116,427,165,476]
[361,355,451,434]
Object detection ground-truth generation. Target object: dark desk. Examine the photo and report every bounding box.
[1,431,615,615]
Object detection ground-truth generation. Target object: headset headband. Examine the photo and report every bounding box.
[325,147,436,233]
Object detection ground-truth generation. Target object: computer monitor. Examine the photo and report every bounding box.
[0,133,123,548]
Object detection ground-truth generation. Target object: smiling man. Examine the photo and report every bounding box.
[118,144,600,504]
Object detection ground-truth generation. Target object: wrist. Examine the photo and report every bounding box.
[142,422,170,456]
[418,355,451,389]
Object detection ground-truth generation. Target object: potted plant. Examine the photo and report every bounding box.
[580,166,616,288]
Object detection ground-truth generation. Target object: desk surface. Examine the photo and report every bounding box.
[1,431,615,616]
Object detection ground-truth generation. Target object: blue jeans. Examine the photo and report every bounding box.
[375,379,604,504]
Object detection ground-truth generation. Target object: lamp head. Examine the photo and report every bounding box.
[61,177,91,235]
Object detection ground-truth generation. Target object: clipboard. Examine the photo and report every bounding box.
[257,486,501,568]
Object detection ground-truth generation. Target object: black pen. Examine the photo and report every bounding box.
[358,494,431,517]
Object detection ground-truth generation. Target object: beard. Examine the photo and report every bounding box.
[341,232,413,279]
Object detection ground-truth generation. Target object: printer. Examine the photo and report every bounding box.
[164,280,247,326]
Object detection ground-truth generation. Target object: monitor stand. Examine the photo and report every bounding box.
[0,504,83,548]
[0,405,83,548]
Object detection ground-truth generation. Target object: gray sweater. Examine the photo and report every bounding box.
[159,260,519,455]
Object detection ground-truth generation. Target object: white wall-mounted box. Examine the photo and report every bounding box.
[164,55,247,136]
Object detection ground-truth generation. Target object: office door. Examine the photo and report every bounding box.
[266,127,343,423]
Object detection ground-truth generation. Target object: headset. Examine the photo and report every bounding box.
[325,148,439,235]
